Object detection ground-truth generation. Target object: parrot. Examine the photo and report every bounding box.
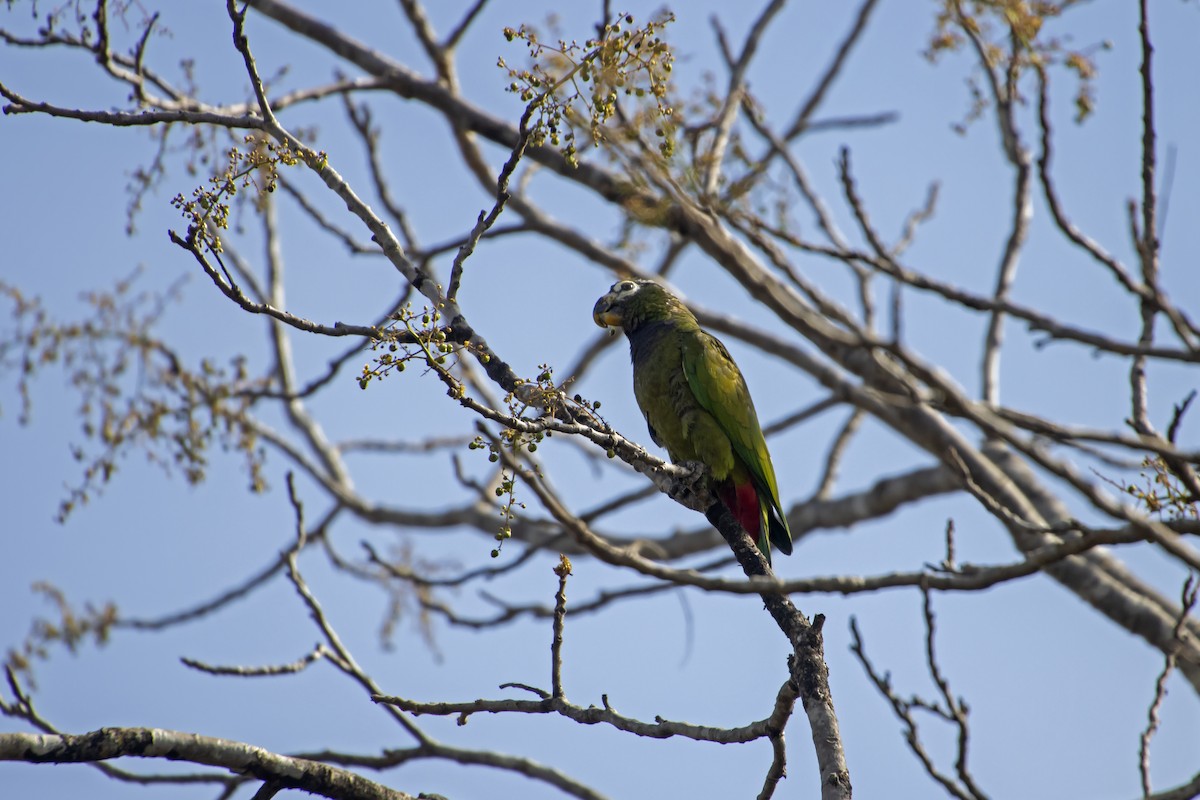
[592,278,793,564]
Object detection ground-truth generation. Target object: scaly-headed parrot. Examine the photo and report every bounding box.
[593,279,793,564]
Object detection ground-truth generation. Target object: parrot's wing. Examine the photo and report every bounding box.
[681,332,785,522]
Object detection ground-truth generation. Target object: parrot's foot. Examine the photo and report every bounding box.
[665,460,711,513]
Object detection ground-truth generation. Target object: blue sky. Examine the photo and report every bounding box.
[2,2,1198,798]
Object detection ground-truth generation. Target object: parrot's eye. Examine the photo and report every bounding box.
[618,281,636,292]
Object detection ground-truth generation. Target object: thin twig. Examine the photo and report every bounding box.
[551,555,572,700]
[181,644,339,677]
[1139,573,1198,798]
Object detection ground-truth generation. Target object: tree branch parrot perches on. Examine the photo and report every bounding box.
[593,279,793,564]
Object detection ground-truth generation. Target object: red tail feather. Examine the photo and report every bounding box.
[718,482,761,538]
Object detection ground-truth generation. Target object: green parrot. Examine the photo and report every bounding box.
[593,278,793,564]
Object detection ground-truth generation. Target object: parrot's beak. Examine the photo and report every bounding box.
[592,295,622,329]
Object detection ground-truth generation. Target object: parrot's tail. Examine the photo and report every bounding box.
[718,482,772,565]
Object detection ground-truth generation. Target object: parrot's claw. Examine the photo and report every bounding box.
[665,460,710,512]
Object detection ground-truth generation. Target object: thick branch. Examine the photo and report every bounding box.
[0,728,413,800]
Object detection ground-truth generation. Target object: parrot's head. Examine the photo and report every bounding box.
[593,279,673,332]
